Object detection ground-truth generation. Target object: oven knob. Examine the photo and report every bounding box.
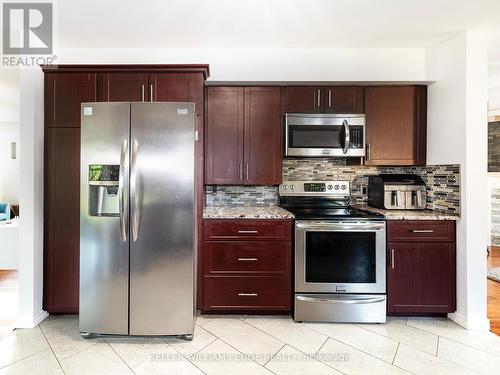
[334,185,339,190]
[290,185,295,190]
[341,185,347,190]
[283,185,288,190]
[327,184,333,190]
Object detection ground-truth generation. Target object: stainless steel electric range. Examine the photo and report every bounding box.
[279,180,387,323]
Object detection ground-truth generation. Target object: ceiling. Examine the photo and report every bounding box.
[56,0,500,49]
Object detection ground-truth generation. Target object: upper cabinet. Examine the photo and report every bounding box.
[45,73,97,128]
[206,86,282,185]
[284,87,322,113]
[324,86,364,114]
[284,86,364,114]
[97,72,204,111]
[97,73,148,102]
[365,86,427,166]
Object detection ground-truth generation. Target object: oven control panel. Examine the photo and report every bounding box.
[279,180,350,196]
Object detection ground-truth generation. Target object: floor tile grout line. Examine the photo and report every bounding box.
[305,325,406,368]
[354,320,439,356]
[392,342,400,365]
[199,322,281,372]
[405,320,500,359]
[38,325,67,374]
[313,336,329,357]
[105,339,136,374]
[402,339,497,375]
[0,347,50,371]
[262,343,286,367]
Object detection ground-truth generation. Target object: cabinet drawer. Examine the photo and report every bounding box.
[387,220,455,242]
[204,276,291,311]
[204,241,291,275]
[204,220,292,241]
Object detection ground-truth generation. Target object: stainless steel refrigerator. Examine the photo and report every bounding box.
[79,102,195,339]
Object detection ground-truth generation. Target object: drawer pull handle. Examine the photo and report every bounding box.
[238,257,258,261]
[238,292,258,297]
[237,230,258,234]
[411,229,434,233]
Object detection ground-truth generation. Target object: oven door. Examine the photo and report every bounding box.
[295,220,386,294]
[285,114,365,157]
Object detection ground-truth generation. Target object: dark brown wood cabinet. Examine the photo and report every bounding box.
[44,128,81,313]
[387,220,456,314]
[97,72,148,102]
[205,86,282,185]
[284,86,364,114]
[284,86,322,113]
[45,73,97,128]
[205,87,244,184]
[202,219,292,312]
[42,65,209,313]
[365,86,427,166]
[324,86,364,113]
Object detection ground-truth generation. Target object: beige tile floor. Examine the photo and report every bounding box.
[1,314,500,374]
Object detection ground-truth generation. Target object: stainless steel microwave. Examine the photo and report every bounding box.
[285,113,365,157]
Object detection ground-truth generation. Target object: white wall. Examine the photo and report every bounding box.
[426,31,489,330]
[56,47,427,82]
[0,69,20,205]
[16,69,47,328]
[0,126,20,205]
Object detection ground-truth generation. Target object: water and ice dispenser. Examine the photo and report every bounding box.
[88,164,120,217]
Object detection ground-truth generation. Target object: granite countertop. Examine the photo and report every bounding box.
[203,206,295,220]
[353,204,460,221]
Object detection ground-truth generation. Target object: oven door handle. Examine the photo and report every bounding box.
[295,222,385,232]
[296,295,385,305]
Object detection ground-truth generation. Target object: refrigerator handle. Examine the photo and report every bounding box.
[131,139,139,242]
[118,139,128,242]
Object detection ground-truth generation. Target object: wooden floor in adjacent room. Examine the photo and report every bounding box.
[488,246,500,335]
[0,269,19,330]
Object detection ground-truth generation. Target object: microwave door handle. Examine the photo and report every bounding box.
[342,119,349,154]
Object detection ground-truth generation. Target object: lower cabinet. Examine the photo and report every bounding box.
[387,220,456,314]
[202,219,292,312]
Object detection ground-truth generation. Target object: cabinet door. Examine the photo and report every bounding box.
[387,243,417,313]
[149,73,190,102]
[416,243,455,312]
[205,87,244,184]
[284,86,322,113]
[97,72,148,102]
[324,86,364,113]
[387,242,455,314]
[243,87,282,185]
[44,128,81,313]
[365,86,426,166]
[45,73,96,128]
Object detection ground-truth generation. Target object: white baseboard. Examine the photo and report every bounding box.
[448,312,491,331]
[15,310,49,329]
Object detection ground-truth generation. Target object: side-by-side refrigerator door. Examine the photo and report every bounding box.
[129,102,195,335]
[80,102,130,335]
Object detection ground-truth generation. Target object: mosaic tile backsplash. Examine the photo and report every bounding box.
[205,159,461,214]
[205,185,278,207]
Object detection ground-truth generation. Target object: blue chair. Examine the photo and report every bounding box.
[0,203,11,221]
